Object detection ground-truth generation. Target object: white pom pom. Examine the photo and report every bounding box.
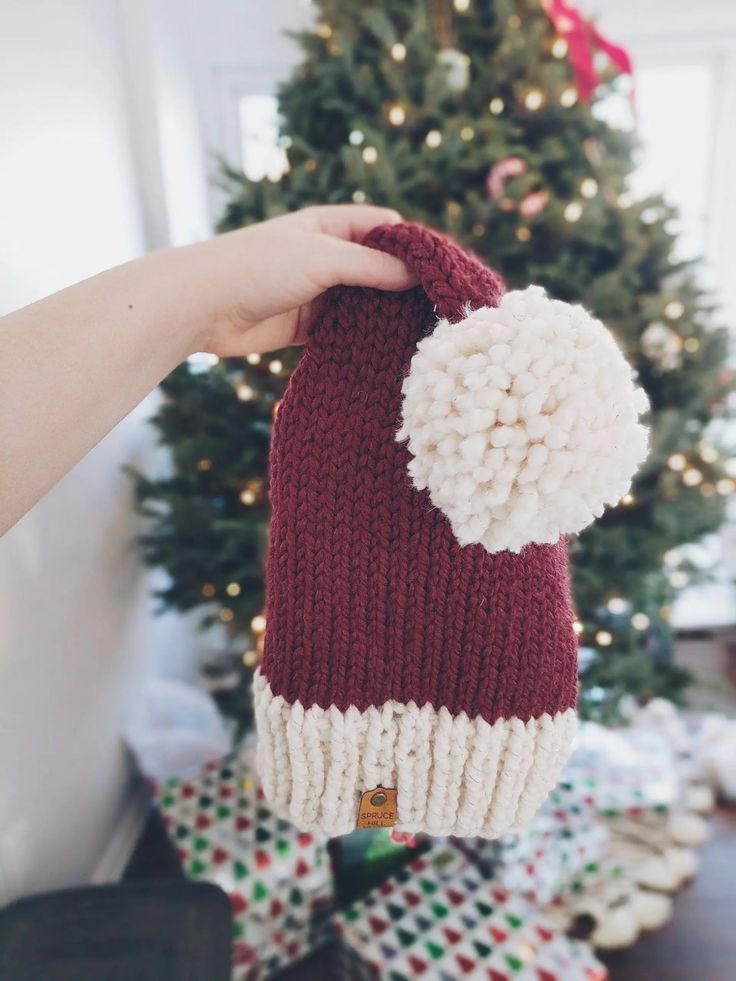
[397,286,649,553]
[591,905,640,949]
[630,888,673,931]
[668,812,709,846]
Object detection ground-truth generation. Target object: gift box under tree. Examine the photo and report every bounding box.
[330,844,608,980]
[154,749,333,979]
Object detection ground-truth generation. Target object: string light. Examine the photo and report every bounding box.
[243,649,259,668]
[315,22,332,38]
[668,453,686,471]
[201,583,216,598]
[226,582,241,597]
[664,549,681,566]
[573,619,584,636]
[391,42,407,62]
[236,383,254,401]
[683,467,703,487]
[516,226,532,241]
[524,89,544,111]
[564,201,583,222]
[472,223,485,236]
[460,125,475,141]
[349,130,365,145]
[631,613,650,630]
[552,38,568,58]
[665,300,684,319]
[489,97,504,115]
[560,87,578,107]
[447,201,461,216]
[269,359,283,374]
[621,493,635,505]
[700,444,718,463]
[726,458,736,477]
[717,478,735,495]
[618,191,634,208]
[508,14,521,28]
[425,129,442,148]
[220,608,234,623]
[581,178,598,198]
[596,630,613,647]
[701,483,715,497]
[251,614,267,634]
[454,0,470,11]
[388,103,406,126]
[240,488,256,505]
[669,571,689,588]
[303,159,317,172]
[197,458,212,472]
[684,337,700,352]
[641,207,659,224]
[607,597,628,614]
[246,353,261,365]
[352,190,366,203]
[362,145,378,163]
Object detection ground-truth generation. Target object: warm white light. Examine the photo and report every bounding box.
[525,89,544,111]
[596,631,613,647]
[564,201,583,222]
[388,104,406,125]
[226,582,241,597]
[251,614,267,634]
[489,97,504,115]
[621,493,635,505]
[684,337,700,352]
[573,619,584,636]
[352,190,366,203]
[581,178,598,198]
[631,613,650,630]
[668,453,686,471]
[560,87,578,107]
[669,570,689,588]
[240,489,256,505]
[425,129,442,148]
[607,597,628,614]
[269,359,283,374]
[717,478,735,495]
[642,207,659,224]
[683,467,703,487]
[236,384,254,401]
[454,0,470,11]
[349,130,365,146]
[552,38,568,58]
[246,353,261,365]
[362,145,378,164]
[391,42,407,62]
[665,300,684,319]
[460,125,475,141]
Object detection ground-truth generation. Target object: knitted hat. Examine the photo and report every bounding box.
[255,222,648,838]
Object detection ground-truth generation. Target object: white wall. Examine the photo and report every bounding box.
[0,0,200,903]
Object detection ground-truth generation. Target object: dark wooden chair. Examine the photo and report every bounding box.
[0,880,233,981]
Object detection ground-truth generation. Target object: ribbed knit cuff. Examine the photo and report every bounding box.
[254,670,577,838]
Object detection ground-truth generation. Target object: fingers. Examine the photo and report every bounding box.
[294,204,403,242]
[318,237,417,292]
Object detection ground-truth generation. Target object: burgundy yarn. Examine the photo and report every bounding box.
[262,222,579,725]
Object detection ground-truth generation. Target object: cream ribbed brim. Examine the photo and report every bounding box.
[254,670,577,838]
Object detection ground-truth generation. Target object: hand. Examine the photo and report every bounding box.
[188,205,417,356]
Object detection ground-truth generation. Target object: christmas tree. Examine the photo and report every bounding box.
[133,0,732,726]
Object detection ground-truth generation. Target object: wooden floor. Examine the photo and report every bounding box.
[601,806,736,981]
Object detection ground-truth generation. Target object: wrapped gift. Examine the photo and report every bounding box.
[331,845,608,980]
[155,748,333,979]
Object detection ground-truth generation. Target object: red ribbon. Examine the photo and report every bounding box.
[542,0,633,103]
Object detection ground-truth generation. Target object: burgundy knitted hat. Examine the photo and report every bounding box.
[255,222,648,838]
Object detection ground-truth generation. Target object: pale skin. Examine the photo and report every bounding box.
[0,205,416,535]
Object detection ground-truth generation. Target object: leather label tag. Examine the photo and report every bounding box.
[357,786,398,828]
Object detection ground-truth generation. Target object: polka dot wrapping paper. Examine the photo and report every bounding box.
[154,748,333,980]
[330,844,608,980]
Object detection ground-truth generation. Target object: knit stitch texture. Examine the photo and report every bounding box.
[256,222,580,836]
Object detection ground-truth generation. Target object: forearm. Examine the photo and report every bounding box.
[0,245,207,533]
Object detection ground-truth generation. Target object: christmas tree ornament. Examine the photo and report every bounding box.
[255,223,648,837]
[437,47,471,91]
[486,156,527,199]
